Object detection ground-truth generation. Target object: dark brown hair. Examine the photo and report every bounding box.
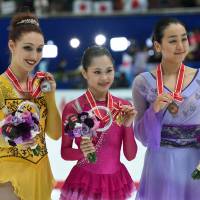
[81,45,114,71]
[152,18,186,43]
[9,12,43,42]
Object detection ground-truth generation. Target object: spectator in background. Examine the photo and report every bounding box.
[49,0,73,13]
[181,0,197,7]
[15,0,35,12]
[114,71,130,88]
[118,52,133,85]
[34,0,49,15]
[113,0,123,10]
[188,28,200,61]
[131,44,148,77]
[55,57,68,82]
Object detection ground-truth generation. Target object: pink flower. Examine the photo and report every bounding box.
[91,119,100,131]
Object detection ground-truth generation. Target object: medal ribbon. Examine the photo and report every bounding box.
[156,63,185,102]
[85,89,123,123]
[6,67,46,98]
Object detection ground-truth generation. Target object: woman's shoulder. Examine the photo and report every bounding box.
[0,74,14,96]
[135,71,154,82]
[62,94,86,114]
[185,65,198,75]
[0,73,9,85]
[132,71,155,89]
[184,66,200,81]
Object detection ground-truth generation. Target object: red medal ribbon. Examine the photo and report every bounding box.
[85,89,123,123]
[6,67,46,98]
[156,63,185,102]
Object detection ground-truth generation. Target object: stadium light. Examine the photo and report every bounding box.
[42,40,58,58]
[70,38,80,48]
[95,34,106,46]
[110,37,130,52]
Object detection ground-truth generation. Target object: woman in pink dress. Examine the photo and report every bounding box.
[60,46,138,200]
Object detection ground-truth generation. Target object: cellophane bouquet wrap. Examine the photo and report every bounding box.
[0,101,40,155]
[192,162,200,180]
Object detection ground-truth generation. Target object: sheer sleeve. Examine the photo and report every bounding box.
[132,74,163,149]
[122,126,137,161]
[61,101,84,161]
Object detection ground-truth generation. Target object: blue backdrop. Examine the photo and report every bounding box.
[0,12,200,75]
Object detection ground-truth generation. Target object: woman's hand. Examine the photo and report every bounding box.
[153,93,173,113]
[43,72,61,140]
[80,137,96,159]
[44,72,56,92]
[121,104,137,127]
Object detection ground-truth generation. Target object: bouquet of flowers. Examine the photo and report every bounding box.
[0,101,40,155]
[192,162,200,180]
[64,111,100,163]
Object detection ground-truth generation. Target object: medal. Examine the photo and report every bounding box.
[6,67,47,98]
[115,113,124,126]
[85,90,114,124]
[167,101,179,115]
[40,80,51,92]
[85,90,125,126]
[156,63,185,115]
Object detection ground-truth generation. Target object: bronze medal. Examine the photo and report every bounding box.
[156,63,185,116]
[167,101,179,115]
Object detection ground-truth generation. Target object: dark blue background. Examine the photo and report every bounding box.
[0,12,200,75]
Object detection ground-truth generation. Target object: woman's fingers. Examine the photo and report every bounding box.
[158,93,173,103]
[153,93,174,112]
[45,72,54,80]
[42,72,56,92]
[80,138,96,157]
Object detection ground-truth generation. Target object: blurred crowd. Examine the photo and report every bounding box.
[39,27,200,89]
[1,0,200,89]
[0,0,200,16]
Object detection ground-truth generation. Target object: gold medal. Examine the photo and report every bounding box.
[167,101,179,115]
[116,113,124,126]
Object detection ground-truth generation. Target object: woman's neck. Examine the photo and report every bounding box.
[161,60,182,75]
[88,88,107,101]
[9,65,28,83]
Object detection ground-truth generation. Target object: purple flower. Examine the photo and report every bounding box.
[67,131,75,138]
[72,127,82,137]
[0,109,40,146]
[64,111,100,139]
[12,116,21,125]
[81,124,90,136]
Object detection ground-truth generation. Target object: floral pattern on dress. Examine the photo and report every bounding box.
[161,124,200,148]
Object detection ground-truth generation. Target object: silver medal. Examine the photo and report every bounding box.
[40,80,51,92]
